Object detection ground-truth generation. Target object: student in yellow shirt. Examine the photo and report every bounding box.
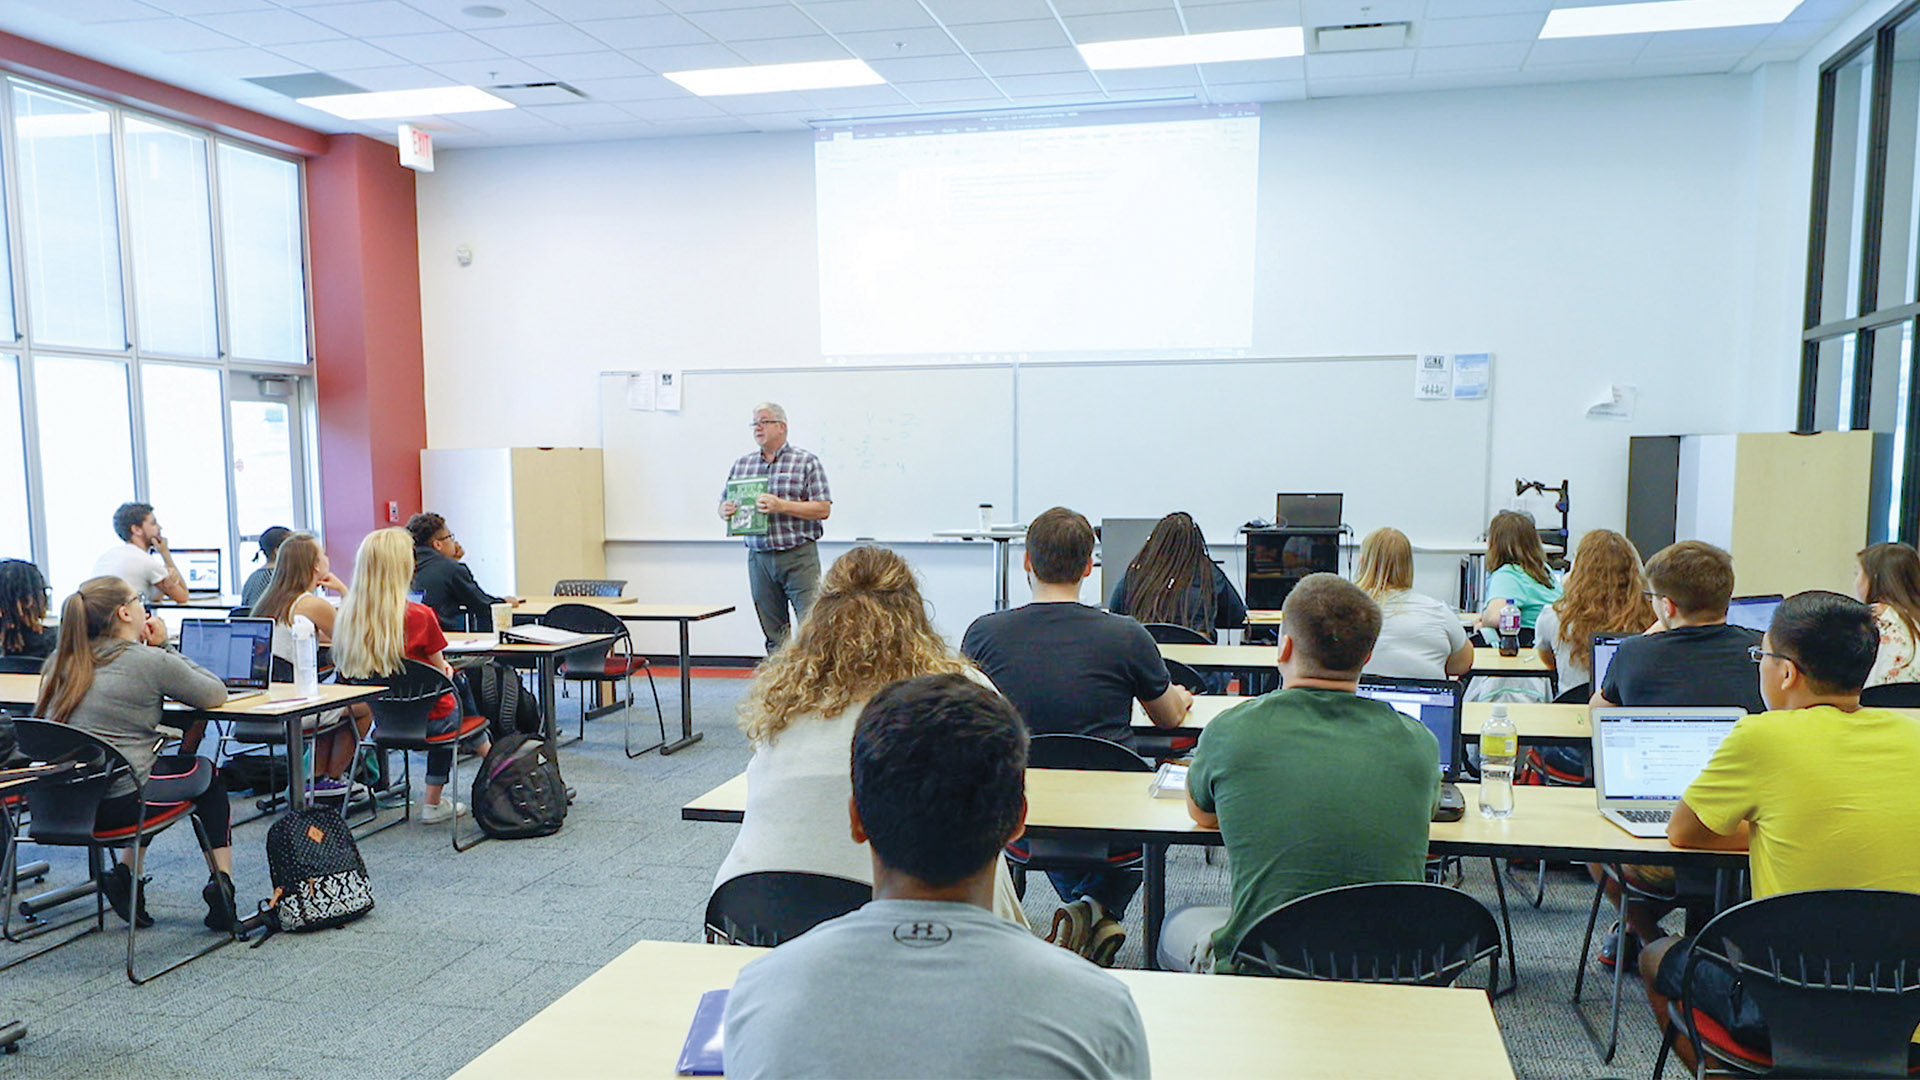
[1640,590,1920,1069]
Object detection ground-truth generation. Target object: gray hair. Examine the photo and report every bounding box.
[752,402,788,423]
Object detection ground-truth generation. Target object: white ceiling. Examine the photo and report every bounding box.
[0,0,1873,148]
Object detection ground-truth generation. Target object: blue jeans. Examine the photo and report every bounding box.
[1046,868,1140,920]
[747,541,822,653]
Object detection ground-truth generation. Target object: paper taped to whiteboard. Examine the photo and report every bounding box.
[626,372,656,411]
[1452,353,1490,399]
[1415,354,1451,400]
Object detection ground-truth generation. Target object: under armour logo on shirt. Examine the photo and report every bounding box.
[892,921,953,947]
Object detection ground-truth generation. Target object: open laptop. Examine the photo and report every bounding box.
[172,548,222,595]
[177,617,273,704]
[1590,633,1630,695]
[1274,492,1343,531]
[1591,706,1744,837]
[1726,594,1784,634]
[1356,675,1465,820]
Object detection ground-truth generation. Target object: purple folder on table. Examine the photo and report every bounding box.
[675,988,728,1076]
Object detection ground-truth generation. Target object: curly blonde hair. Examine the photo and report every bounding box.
[738,546,972,745]
[1550,529,1654,674]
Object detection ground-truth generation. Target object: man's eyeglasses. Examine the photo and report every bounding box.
[435,532,456,544]
[750,419,784,429]
[1748,645,1796,668]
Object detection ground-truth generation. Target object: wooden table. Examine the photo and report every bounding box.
[1249,608,1478,627]
[449,939,1515,1080]
[1129,697,1595,746]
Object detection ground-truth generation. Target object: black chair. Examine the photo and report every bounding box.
[1553,682,1592,704]
[1005,735,1154,900]
[1576,863,1736,1063]
[1861,682,1920,707]
[1654,889,1920,1079]
[539,603,665,756]
[1142,622,1211,645]
[228,606,252,618]
[704,871,870,946]
[1232,881,1503,997]
[336,661,488,851]
[0,657,41,675]
[1163,658,1209,695]
[552,579,626,598]
[2,721,234,983]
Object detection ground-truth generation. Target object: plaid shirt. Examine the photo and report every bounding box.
[724,443,831,552]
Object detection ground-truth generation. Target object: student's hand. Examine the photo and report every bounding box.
[142,616,169,647]
[453,540,466,560]
[1172,684,1194,715]
[508,597,524,606]
[318,572,349,595]
[755,493,783,514]
[719,500,739,520]
[153,533,170,556]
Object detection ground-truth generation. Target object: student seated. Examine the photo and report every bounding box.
[962,506,1192,955]
[1105,511,1247,643]
[334,528,490,824]
[713,546,1026,924]
[92,501,189,604]
[34,577,238,932]
[238,525,292,612]
[723,673,1150,1080]
[1855,542,1920,687]
[1354,527,1471,680]
[1532,530,1654,779]
[1641,590,1920,1072]
[1158,573,1440,973]
[0,558,56,660]
[406,512,517,632]
[1476,509,1561,634]
[250,532,366,796]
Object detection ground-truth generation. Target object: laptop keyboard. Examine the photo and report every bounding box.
[1618,809,1672,824]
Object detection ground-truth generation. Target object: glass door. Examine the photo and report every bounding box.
[228,373,307,571]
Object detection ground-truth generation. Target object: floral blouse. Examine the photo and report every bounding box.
[1869,604,1920,687]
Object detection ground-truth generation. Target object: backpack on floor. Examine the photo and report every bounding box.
[473,659,544,739]
[472,733,566,840]
[262,806,374,932]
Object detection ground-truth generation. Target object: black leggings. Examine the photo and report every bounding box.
[95,755,231,851]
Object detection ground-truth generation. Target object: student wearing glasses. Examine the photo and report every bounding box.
[0,559,56,660]
[717,402,833,654]
[406,511,518,632]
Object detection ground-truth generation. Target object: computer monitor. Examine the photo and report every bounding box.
[172,548,222,595]
[1356,675,1463,781]
[177,617,273,691]
[1273,493,1343,531]
[1726,594,1784,634]
[1591,633,1630,695]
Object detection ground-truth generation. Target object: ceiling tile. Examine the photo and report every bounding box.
[1185,1,1303,34]
[894,77,1009,102]
[993,70,1101,95]
[837,26,965,58]
[527,0,668,15]
[1637,24,1774,59]
[143,0,274,13]
[1201,55,1304,81]
[635,117,756,136]
[1416,12,1544,47]
[1201,79,1305,104]
[946,19,1070,51]
[867,53,982,81]
[533,50,653,77]
[430,56,553,82]
[316,63,458,89]
[169,44,313,76]
[364,31,504,62]
[303,1,449,35]
[1094,66,1202,90]
[1062,9,1185,42]
[1413,40,1531,72]
[625,42,747,69]
[924,0,1055,22]
[1760,20,1832,48]
[20,0,164,22]
[192,9,345,44]
[800,82,909,107]
[1524,34,1649,65]
[467,22,607,54]
[88,17,244,49]
[620,96,726,119]
[1302,0,1424,26]
[520,100,635,123]
[434,105,560,130]
[729,35,853,63]
[567,74,687,99]
[802,0,935,34]
[972,46,1086,76]
[270,37,407,68]
[1420,0,1551,16]
[682,5,822,39]
[1304,48,1416,78]
[1307,73,1417,97]
[1048,0,1166,12]
[576,13,713,48]
[405,0,563,28]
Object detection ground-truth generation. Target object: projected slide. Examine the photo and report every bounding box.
[815,105,1260,360]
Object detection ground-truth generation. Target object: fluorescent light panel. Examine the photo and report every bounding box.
[1540,0,1802,38]
[1078,26,1306,70]
[296,86,513,120]
[665,58,882,97]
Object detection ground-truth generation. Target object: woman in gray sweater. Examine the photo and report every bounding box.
[34,576,238,932]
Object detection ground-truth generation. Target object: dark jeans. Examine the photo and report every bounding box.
[96,755,230,850]
[1046,868,1141,920]
[424,672,488,787]
[1656,938,1766,1050]
[747,541,822,653]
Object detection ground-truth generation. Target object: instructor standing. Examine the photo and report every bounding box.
[718,402,832,653]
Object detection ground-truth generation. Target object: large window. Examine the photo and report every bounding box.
[1804,8,1920,544]
[0,77,315,595]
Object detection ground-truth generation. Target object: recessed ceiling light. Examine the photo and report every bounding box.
[1539,0,1801,38]
[462,4,507,16]
[663,58,883,97]
[1077,26,1306,70]
[295,86,514,120]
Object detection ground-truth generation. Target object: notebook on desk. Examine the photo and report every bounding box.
[176,618,272,705]
[1591,707,1743,837]
[500,624,591,647]
[1356,675,1464,820]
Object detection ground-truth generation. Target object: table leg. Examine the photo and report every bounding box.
[0,1018,22,1053]
[993,538,1011,612]
[1487,858,1518,997]
[661,619,704,755]
[285,712,307,812]
[538,656,559,746]
[1143,842,1167,971]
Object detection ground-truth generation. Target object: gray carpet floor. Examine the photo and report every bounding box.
[3,676,1671,1079]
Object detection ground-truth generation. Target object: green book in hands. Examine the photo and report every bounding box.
[726,476,769,536]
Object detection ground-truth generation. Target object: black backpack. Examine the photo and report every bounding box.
[262,807,374,932]
[472,660,544,740]
[471,733,566,839]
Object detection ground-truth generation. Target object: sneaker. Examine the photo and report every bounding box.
[308,777,349,799]
[1084,917,1127,967]
[202,871,238,933]
[1597,923,1641,970]
[1046,899,1095,954]
[99,864,153,929]
[419,798,468,824]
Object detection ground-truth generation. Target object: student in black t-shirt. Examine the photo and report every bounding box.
[1590,539,1761,961]
[961,506,1192,962]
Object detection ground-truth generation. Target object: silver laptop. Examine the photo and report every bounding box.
[1591,707,1743,837]
[177,617,273,705]
[1590,633,1630,694]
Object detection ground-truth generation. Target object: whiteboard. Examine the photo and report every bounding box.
[599,368,1016,541]
[1016,358,1492,546]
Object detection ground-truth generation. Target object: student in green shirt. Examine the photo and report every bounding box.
[1477,509,1563,632]
[1158,573,1441,973]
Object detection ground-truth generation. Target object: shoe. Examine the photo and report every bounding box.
[99,865,154,929]
[1084,917,1127,967]
[1046,899,1095,954]
[202,871,238,933]
[308,778,349,801]
[419,798,468,824]
[1597,923,1641,970]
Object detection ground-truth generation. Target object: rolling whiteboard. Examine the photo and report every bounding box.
[600,368,1016,541]
[599,357,1490,544]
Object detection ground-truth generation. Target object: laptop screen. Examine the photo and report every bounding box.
[177,618,273,690]
[1594,711,1739,802]
[1726,595,1783,634]
[1274,492,1343,530]
[1591,634,1629,693]
[173,549,222,594]
[1356,676,1460,779]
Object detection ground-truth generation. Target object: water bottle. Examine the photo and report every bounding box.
[291,614,320,697]
[1479,704,1517,819]
[1497,599,1522,657]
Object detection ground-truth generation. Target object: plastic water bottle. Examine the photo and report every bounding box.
[291,614,320,697]
[1479,704,1517,819]
[1497,599,1522,657]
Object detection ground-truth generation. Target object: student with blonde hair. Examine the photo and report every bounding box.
[1354,527,1471,680]
[1536,530,1656,694]
[714,545,1027,926]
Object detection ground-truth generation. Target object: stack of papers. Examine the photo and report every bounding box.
[444,635,499,653]
[1148,762,1189,799]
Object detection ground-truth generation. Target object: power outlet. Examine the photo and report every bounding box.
[387,500,400,523]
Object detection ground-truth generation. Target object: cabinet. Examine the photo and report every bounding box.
[419,448,605,597]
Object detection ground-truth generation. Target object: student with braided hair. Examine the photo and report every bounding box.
[1106,511,1247,642]
[0,558,55,660]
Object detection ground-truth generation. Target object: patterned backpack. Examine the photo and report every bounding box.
[262,806,374,932]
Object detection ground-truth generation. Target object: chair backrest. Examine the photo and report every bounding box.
[229,605,253,619]
[0,655,43,674]
[1163,658,1209,694]
[1028,733,1154,773]
[704,871,871,947]
[12,719,122,846]
[541,603,630,668]
[1552,681,1592,704]
[1681,889,1920,1078]
[334,659,453,746]
[553,579,626,598]
[1143,622,1211,645]
[1860,682,1920,708]
[1233,882,1503,990]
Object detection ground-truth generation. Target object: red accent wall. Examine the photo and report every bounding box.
[307,134,427,572]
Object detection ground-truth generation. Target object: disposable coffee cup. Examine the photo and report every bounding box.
[979,504,993,531]
[491,602,514,632]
